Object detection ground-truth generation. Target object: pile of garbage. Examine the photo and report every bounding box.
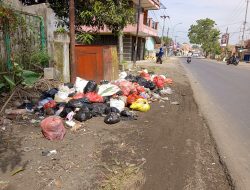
[4,69,174,140]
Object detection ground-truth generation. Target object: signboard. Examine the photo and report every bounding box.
[221,33,229,47]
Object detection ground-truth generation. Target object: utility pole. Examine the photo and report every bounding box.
[69,0,76,82]
[225,27,229,57]
[133,0,141,66]
[241,0,249,59]
[160,15,170,45]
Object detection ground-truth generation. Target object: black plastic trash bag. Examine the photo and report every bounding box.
[68,99,85,108]
[67,98,90,109]
[125,74,137,82]
[41,88,58,99]
[64,83,74,89]
[136,76,155,90]
[104,112,120,124]
[18,102,34,111]
[59,107,73,118]
[74,109,92,122]
[105,107,120,115]
[91,103,108,117]
[79,98,91,104]
[120,110,137,121]
[84,80,97,93]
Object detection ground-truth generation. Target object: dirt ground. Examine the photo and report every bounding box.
[0,59,232,190]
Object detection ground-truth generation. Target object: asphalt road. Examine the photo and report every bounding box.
[180,58,250,190]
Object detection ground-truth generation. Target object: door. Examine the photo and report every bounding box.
[75,45,104,83]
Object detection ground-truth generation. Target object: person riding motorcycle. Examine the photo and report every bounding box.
[187,51,192,63]
[227,53,239,65]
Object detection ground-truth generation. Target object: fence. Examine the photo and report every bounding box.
[0,6,47,74]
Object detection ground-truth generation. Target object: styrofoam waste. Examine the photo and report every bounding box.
[119,72,128,79]
[98,84,121,96]
[75,77,88,93]
[110,98,125,112]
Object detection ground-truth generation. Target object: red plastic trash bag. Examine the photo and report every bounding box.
[85,92,104,103]
[165,78,173,85]
[153,76,165,89]
[127,93,143,105]
[113,81,136,96]
[133,83,145,94]
[73,93,85,100]
[43,100,57,109]
[40,116,66,140]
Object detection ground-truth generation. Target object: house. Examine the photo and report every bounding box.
[85,0,160,61]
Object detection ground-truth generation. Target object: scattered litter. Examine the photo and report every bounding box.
[171,101,180,105]
[22,147,33,152]
[161,97,169,101]
[30,119,40,124]
[65,120,76,128]
[11,167,25,176]
[42,149,57,156]
[5,109,27,115]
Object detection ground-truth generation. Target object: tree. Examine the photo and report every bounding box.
[48,0,135,64]
[188,18,221,57]
[162,36,172,46]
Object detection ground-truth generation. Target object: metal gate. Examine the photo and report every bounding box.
[0,5,46,73]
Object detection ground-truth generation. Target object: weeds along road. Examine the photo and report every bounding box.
[181,57,250,190]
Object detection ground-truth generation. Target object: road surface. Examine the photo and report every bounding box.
[180,58,250,190]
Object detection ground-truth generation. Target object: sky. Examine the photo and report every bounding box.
[149,0,250,45]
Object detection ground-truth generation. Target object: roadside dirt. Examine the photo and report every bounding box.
[0,60,231,190]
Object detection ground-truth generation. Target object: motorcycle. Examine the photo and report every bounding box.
[187,57,191,63]
[227,56,239,66]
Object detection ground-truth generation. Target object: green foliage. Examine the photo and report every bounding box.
[76,33,94,44]
[0,83,5,90]
[188,18,221,56]
[55,27,67,34]
[162,36,172,46]
[47,0,135,36]
[3,75,15,90]
[22,70,41,86]
[1,63,41,91]
[30,50,50,67]
[0,4,19,31]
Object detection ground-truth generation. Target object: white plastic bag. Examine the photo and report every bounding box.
[119,72,128,79]
[160,87,173,95]
[75,77,88,93]
[98,84,121,96]
[110,98,125,112]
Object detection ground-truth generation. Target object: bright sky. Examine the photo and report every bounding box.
[149,0,250,45]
